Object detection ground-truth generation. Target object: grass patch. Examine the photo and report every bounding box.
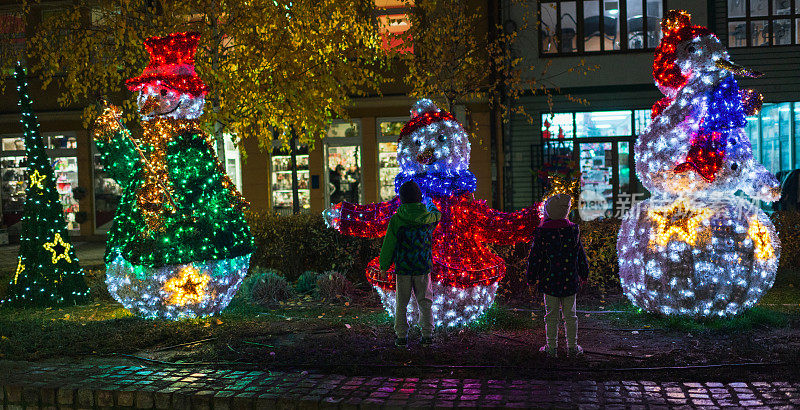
[604,301,790,333]
[467,304,536,331]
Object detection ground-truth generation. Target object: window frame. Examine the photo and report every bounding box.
[538,0,667,57]
[726,0,799,47]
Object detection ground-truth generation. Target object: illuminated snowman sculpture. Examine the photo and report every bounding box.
[325,99,538,327]
[618,11,781,317]
[93,32,253,319]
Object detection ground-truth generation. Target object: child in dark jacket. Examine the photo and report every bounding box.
[379,180,442,347]
[527,194,589,358]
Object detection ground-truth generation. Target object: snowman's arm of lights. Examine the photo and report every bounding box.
[92,104,143,187]
[740,162,781,202]
[334,197,402,238]
[95,130,142,189]
[463,199,540,245]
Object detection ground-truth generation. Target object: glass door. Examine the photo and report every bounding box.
[576,139,638,220]
[578,142,614,220]
[325,121,363,205]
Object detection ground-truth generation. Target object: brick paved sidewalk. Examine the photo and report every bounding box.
[1,360,799,409]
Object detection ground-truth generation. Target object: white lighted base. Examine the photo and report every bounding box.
[105,253,251,319]
[375,281,498,328]
[618,197,779,317]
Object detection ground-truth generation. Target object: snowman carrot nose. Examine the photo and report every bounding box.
[715,59,763,78]
[139,96,160,115]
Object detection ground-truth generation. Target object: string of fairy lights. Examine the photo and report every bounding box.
[93,32,253,319]
[326,99,539,327]
[2,64,89,306]
[617,11,781,317]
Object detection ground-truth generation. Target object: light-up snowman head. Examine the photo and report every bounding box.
[397,99,470,176]
[639,11,779,202]
[125,32,208,121]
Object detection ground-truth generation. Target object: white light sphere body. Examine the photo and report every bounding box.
[375,282,498,328]
[618,196,779,317]
[105,253,250,319]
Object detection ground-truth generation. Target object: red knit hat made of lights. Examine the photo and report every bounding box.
[125,31,209,97]
[398,106,457,142]
[652,11,713,97]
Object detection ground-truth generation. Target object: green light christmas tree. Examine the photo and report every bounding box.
[2,64,89,306]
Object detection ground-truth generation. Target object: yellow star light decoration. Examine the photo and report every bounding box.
[648,200,713,247]
[163,265,211,307]
[747,216,774,260]
[13,257,24,284]
[43,233,72,264]
[29,169,46,189]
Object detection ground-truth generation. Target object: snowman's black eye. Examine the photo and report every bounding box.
[437,134,447,143]
[729,138,737,145]
[731,163,738,171]
[687,46,696,53]
[160,89,168,97]
[415,140,422,146]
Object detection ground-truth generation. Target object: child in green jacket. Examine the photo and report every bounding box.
[379,180,441,347]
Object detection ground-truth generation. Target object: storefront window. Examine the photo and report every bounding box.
[541,113,574,139]
[93,153,122,233]
[576,110,632,137]
[215,133,243,192]
[375,0,414,53]
[795,104,800,169]
[2,133,80,235]
[271,145,310,214]
[377,119,404,201]
[326,121,363,205]
[634,109,651,134]
[761,104,783,174]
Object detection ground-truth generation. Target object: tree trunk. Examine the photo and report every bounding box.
[290,131,300,214]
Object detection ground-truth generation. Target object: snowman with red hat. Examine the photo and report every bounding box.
[324,99,539,327]
[617,11,781,317]
[93,32,253,319]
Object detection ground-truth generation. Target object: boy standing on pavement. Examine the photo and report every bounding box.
[379,180,442,347]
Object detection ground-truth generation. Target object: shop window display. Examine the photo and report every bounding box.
[326,121,363,205]
[271,146,310,213]
[93,153,122,233]
[377,119,404,201]
[1,133,80,234]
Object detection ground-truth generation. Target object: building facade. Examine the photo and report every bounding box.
[502,0,800,216]
[0,1,497,241]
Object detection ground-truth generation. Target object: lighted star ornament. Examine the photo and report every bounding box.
[43,233,72,264]
[648,200,712,247]
[29,169,45,190]
[163,265,210,307]
[13,257,24,285]
[617,11,780,318]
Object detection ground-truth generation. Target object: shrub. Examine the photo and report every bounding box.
[245,270,293,307]
[579,218,622,292]
[295,271,320,294]
[495,218,623,300]
[771,210,800,273]
[316,270,355,301]
[83,268,113,301]
[246,210,380,283]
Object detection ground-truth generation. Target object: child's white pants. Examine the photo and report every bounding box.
[543,293,578,349]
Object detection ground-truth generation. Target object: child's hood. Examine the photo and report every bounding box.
[396,203,440,226]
